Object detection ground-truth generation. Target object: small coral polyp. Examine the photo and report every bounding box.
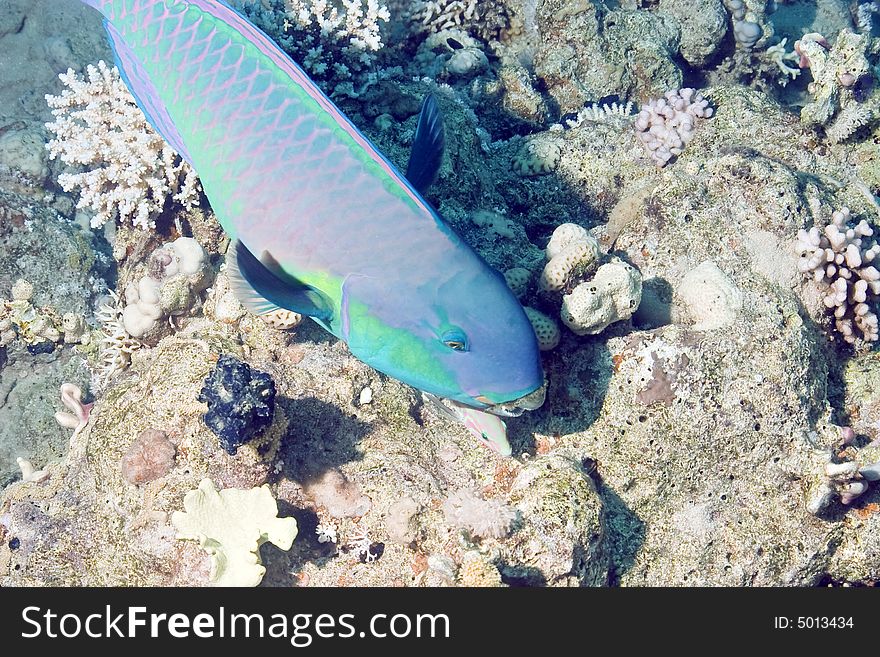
[797,207,880,343]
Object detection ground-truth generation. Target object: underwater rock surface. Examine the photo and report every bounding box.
[2,0,880,587]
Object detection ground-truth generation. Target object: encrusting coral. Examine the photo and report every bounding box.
[171,478,298,587]
[797,207,880,343]
[120,429,176,486]
[677,261,743,331]
[45,61,200,230]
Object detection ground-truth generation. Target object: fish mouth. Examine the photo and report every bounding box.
[482,382,546,417]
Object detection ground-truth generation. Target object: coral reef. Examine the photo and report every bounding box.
[796,207,880,343]
[44,61,200,230]
[171,478,298,587]
[199,355,277,455]
[7,0,880,590]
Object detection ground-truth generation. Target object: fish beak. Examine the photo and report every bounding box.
[483,381,547,417]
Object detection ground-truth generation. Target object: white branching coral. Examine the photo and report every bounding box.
[442,489,517,539]
[410,0,508,39]
[233,0,389,86]
[765,39,801,84]
[45,61,200,230]
[797,207,880,343]
[634,88,713,167]
[414,0,478,31]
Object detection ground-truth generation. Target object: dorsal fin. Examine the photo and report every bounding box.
[103,20,195,166]
[405,94,445,195]
[226,240,333,321]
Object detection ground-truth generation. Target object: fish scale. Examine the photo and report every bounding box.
[76,0,544,411]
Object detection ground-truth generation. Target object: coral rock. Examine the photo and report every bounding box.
[198,355,276,455]
[120,429,176,485]
[561,258,643,335]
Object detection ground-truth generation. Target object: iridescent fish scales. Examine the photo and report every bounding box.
[74,0,544,446]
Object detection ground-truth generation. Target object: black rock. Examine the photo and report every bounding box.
[198,355,276,455]
[26,341,55,355]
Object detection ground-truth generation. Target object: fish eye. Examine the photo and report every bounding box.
[441,329,469,352]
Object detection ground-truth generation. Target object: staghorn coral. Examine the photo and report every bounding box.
[442,489,517,540]
[410,0,509,40]
[764,39,802,85]
[797,207,880,343]
[634,88,714,167]
[45,61,200,230]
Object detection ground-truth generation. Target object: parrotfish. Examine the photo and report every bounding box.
[74,0,544,417]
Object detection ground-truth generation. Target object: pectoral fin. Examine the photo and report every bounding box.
[226,240,333,321]
[405,94,445,195]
